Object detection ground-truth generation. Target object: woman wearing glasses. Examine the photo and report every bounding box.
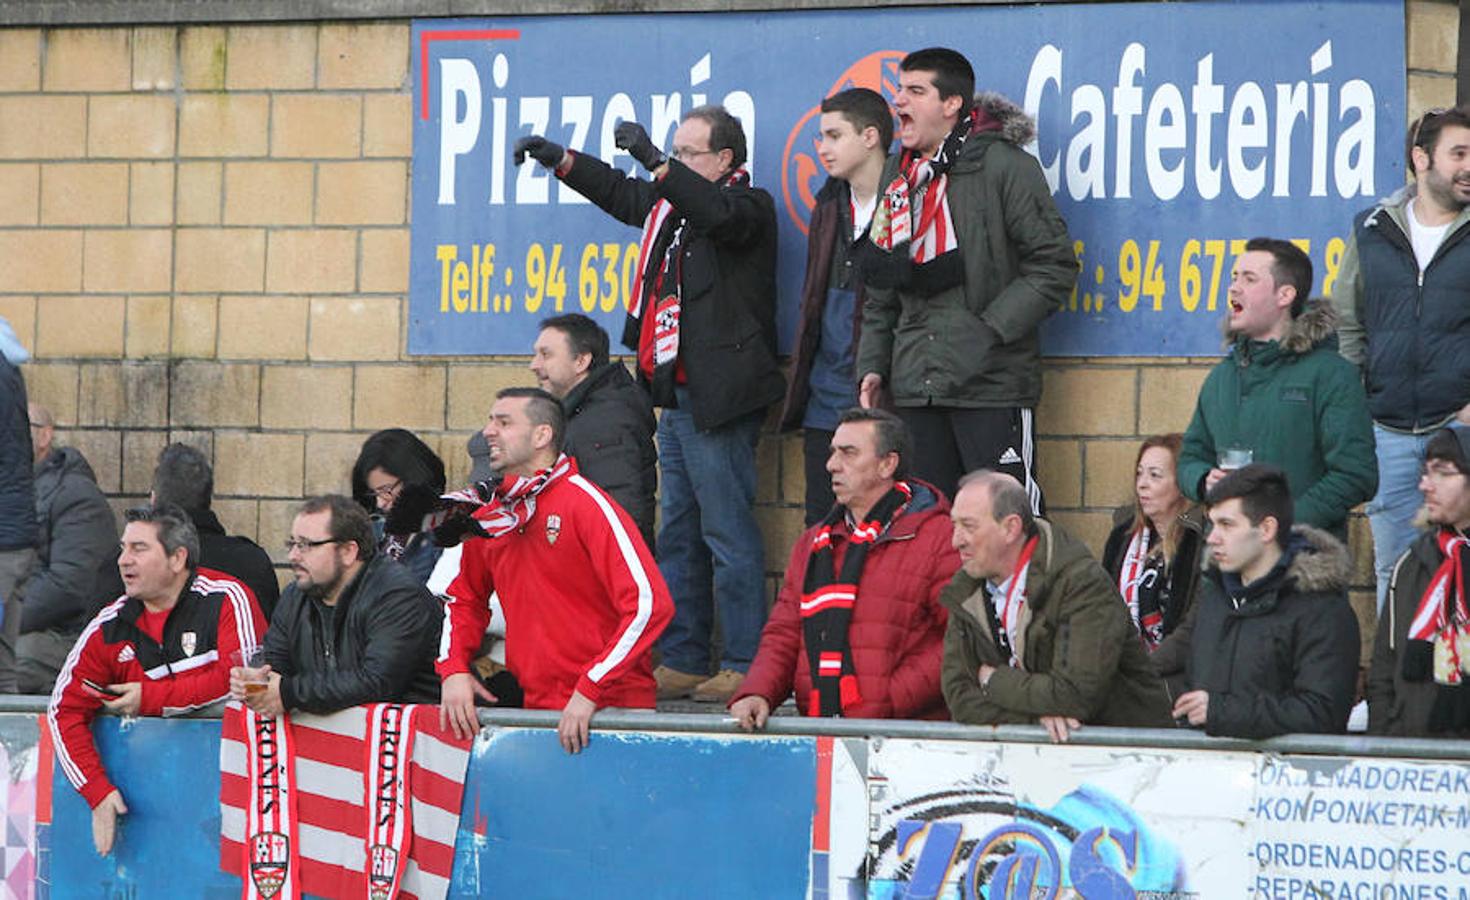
[350,429,447,584]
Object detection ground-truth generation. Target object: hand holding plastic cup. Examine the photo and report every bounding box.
[231,647,269,696]
[1217,447,1254,471]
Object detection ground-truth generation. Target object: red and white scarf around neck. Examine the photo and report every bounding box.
[471,454,575,540]
[992,534,1040,668]
[1408,528,1470,684]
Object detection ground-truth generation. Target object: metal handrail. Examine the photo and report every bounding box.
[7,694,1469,762]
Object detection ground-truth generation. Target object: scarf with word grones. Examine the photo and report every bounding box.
[799,482,912,716]
[221,703,473,900]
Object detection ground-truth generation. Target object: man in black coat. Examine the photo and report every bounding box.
[1175,465,1359,738]
[530,313,656,547]
[151,442,279,620]
[230,495,441,715]
[0,352,38,693]
[15,403,122,693]
[514,105,785,703]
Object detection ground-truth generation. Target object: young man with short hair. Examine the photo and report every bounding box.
[855,48,1077,509]
[530,313,657,546]
[1367,428,1470,737]
[48,504,265,855]
[1178,238,1377,539]
[1175,465,1359,738]
[780,88,892,525]
[1333,106,1470,614]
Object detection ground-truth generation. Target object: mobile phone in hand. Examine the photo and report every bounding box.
[82,678,123,698]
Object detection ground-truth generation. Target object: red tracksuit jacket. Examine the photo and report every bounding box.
[47,568,265,808]
[437,465,673,710]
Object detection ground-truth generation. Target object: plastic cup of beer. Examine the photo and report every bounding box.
[1218,447,1253,471]
[231,647,269,696]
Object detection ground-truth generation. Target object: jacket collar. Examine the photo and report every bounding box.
[1227,298,1340,359]
[561,361,628,413]
[189,508,227,537]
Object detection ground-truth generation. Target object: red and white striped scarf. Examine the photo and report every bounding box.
[471,454,575,540]
[992,534,1040,669]
[1408,529,1470,685]
[241,710,301,900]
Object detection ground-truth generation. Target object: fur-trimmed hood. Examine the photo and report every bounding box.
[1204,523,1351,595]
[972,92,1035,147]
[1224,297,1340,356]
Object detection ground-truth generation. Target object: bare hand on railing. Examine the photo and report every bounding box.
[1039,716,1082,743]
[729,695,770,732]
[558,690,597,754]
[441,672,496,740]
[1172,690,1210,726]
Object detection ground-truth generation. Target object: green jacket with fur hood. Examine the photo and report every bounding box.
[855,93,1078,409]
[940,518,1173,728]
[1177,300,1377,537]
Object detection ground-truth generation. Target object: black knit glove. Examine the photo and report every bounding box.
[614,121,666,171]
[513,135,565,169]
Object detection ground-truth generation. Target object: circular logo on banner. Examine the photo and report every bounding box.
[779,50,905,237]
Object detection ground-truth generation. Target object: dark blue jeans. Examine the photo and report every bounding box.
[655,392,767,675]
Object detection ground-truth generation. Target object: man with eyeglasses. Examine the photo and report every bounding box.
[48,503,265,855]
[514,107,783,704]
[1367,429,1470,738]
[229,495,441,718]
[1333,105,1470,617]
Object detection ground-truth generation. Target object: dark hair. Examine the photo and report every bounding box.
[1407,105,1470,169]
[837,407,912,479]
[496,386,567,454]
[350,429,447,513]
[1205,463,1294,549]
[1244,237,1313,318]
[957,469,1038,538]
[298,494,376,562]
[684,104,747,169]
[124,502,201,570]
[820,88,894,152]
[899,48,975,117]
[1424,428,1470,476]
[539,313,610,369]
[152,443,213,512]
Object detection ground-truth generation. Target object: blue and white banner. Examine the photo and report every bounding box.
[408,1,1405,357]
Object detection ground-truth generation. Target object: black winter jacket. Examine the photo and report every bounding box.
[559,153,786,431]
[1366,527,1470,738]
[17,447,122,634]
[262,554,442,714]
[191,508,280,621]
[1186,526,1359,739]
[0,357,37,551]
[562,361,657,548]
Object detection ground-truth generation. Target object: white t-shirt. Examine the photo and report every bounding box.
[851,193,877,241]
[1407,198,1452,274]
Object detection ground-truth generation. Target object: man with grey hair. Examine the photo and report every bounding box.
[730,408,958,727]
[48,503,266,855]
[941,471,1172,741]
[14,403,122,693]
[514,104,784,703]
[152,442,278,619]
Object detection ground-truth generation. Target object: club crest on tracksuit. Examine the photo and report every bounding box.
[546,514,562,545]
[181,631,197,656]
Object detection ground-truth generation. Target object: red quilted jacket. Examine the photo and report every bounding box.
[733,482,958,719]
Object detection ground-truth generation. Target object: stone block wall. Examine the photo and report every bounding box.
[0,4,1458,654]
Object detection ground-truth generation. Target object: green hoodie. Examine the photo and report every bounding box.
[1177,300,1377,535]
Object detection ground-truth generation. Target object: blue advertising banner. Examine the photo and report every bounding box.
[410,0,1405,357]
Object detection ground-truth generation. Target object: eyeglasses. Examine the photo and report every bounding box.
[670,148,716,161]
[1420,462,1465,482]
[282,537,338,553]
[367,478,402,501]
